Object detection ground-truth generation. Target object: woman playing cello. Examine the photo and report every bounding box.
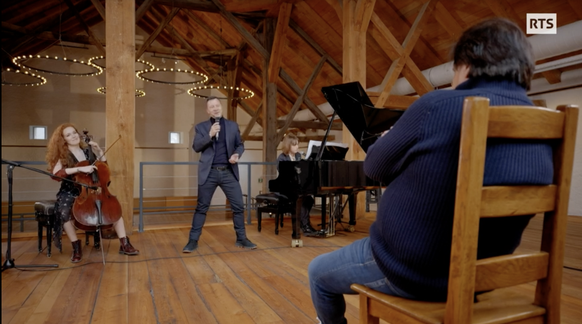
[46,123,139,262]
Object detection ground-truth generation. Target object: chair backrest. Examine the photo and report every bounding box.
[446,97,578,324]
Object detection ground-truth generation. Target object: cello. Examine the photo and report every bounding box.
[72,130,122,234]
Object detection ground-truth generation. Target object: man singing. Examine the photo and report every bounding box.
[183,96,257,252]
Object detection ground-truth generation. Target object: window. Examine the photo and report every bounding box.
[169,131,181,144]
[29,126,47,140]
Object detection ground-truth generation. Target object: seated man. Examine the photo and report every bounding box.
[307,17,554,324]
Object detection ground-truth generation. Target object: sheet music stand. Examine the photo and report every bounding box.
[307,145,348,161]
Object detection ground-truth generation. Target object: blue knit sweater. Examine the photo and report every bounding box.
[365,77,554,301]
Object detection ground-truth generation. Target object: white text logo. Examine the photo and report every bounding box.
[526,13,557,34]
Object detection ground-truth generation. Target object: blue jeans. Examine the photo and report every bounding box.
[308,237,415,324]
[189,168,247,241]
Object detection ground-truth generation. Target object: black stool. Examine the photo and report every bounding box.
[255,193,294,235]
[34,200,57,257]
[34,201,101,257]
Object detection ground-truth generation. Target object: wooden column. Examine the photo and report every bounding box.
[343,0,376,218]
[106,1,135,235]
[263,18,278,191]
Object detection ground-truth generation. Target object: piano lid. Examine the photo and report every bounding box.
[321,82,405,153]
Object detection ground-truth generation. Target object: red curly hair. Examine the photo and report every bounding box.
[45,123,88,172]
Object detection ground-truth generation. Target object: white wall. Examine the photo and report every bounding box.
[530,87,582,216]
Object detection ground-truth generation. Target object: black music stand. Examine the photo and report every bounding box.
[307,144,348,161]
[2,160,59,271]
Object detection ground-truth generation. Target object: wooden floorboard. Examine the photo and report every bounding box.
[2,214,581,324]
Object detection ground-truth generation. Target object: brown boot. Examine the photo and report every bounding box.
[71,240,82,263]
[119,237,139,255]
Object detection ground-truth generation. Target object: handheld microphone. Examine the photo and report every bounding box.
[215,116,221,139]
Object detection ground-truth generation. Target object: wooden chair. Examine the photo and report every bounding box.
[351,97,578,324]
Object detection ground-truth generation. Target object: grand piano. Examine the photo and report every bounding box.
[269,82,405,244]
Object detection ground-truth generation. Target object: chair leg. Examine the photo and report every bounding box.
[257,207,262,232]
[275,212,280,235]
[46,224,52,257]
[37,218,43,253]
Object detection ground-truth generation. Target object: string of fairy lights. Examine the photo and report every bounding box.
[3,53,255,101]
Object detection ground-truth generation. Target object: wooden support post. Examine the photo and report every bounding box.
[343,0,376,220]
[263,18,278,191]
[106,0,135,234]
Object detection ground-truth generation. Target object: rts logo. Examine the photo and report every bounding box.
[526,13,557,34]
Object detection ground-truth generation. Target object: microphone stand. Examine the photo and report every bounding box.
[1,159,97,272]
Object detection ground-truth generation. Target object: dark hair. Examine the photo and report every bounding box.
[453,18,534,89]
[206,96,219,103]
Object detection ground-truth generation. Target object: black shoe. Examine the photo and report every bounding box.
[183,239,198,253]
[235,238,257,249]
[302,224,321,237]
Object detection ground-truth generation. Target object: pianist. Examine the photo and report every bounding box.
[307,18,553,324]
[276,133,318,235]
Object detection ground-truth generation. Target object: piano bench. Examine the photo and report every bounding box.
[34,201,103,257]
[34,200,57,257]
[255,193,294,235]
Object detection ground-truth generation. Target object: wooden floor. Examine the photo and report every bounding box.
[2,214,581,324]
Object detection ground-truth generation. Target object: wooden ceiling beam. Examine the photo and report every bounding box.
[165,21,224,84]
[542,70,562,84]
[227,51,244,119]
[136,0,155,23]
[62,0,105,55]
[210,0,270,60]
[279,68,329,123]
[154,0,218,12]
[136,7,180,59]
[277,55,327,143]
[225,0,278,12]
[239,100,264,126]
[7,0,93,54]
[242,102,263,140]
[375,0,437,107]
[367,92,417,109]
[142,5,225,84]
[325,0,343,23]
[369,17,432,96]
[484,0,524,26]
[433,2,463,39]
[354,0,376,33]
[183,11,230,48]
[31,30,235,61]
[289,20,342,76]
[267,2,293,83]
[147,45,237,58]
[90,0,106,21]
[2,22,30,34]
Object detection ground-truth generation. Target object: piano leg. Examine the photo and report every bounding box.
[347,193,357,232]
[291,197,303,247]
[320,196,327,231]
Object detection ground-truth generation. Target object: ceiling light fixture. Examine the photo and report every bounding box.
[12,54,103,77]
[88,56,155,71]
[136,67,208,85]
[187,85,254,99]
[1,68,47,86]
[96,87,146,97]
